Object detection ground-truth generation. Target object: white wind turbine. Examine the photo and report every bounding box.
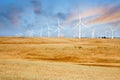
[74,16,86,38]
[56,18,64,38]
[37,27,43,37]
[91,29,95,38]
[26,23,35,37]
[37,23,45,37]
[26,30,34,37]
[40,27,43,37]
[16,33,23,37]
[46,22,54,38]
[105,30,109,38]
[110,27,116,39]
[22,19,36,37]
[35,18,45,38]
[57,18,61,37]
[47,23,51,37]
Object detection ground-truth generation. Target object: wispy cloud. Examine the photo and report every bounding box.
[0,1,38,26]
[8,6,21,25]
[86,5,120,25]
[0,5,22,26]
[64,4,120,26]
[63,6,105,25]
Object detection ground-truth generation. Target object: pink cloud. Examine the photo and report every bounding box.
[64,4,120,26]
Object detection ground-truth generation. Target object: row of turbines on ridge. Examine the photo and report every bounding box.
[16,15,117,39]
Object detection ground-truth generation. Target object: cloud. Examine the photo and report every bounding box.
[63,6,105,25]
[86,5,120,25]
[0,0,33,27]
[30,0,41,15]
[56,12,68,20]
[8,6,21,25]
[0,4,23,26]
[64,4,120,27]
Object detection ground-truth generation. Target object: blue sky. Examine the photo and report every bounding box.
[0,0,120,38]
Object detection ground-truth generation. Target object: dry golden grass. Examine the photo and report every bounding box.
[0,37,120,80]
[0,59,120,80]
[0,37,120,65]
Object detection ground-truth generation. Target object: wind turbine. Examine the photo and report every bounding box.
[16,33,23,37]
[37,23,45,37]
[105,31,109,38]
[57,18,61,37]
[56,18,64,38]
[40,27,43,37]
[91,29,95,38]
[74,16,86,38]
[47,23,51,37]
[110,26,116,39]
[26,23,35,37]
[26,30,34,37]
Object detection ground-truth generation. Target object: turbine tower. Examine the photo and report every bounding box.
[105,31,108,38]
[26,23,34,37]
[47,23,50,37]
[78,17,81,38]
[26,30,34,37]
[91,29,95,38]
[40,27,43,37]
[16,33,23,37]
[74,16,86,39]
[46,23,53,37]
[37,23,44,37]
[57,18,62,38]
[110,27,115,39]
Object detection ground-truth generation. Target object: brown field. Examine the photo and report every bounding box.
[0,37,120,80]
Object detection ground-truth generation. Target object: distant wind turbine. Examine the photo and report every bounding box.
[37,23,44,37]
[74,16,87,38]
[28,30,35,37]
[26,23,35,37]
[40,27,43,37]
[47,23,51,37]
[56,18,64,38]
[105,31,108,38]
[91,29,95,38]
[16,33,23,37]
[57,18,61,37]
[110,27,116,39]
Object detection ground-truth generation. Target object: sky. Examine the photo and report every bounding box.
[0,0,120,38]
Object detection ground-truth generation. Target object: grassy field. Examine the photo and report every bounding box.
[0,37,120,80]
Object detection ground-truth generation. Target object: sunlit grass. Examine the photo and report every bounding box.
[0,37,120,80]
